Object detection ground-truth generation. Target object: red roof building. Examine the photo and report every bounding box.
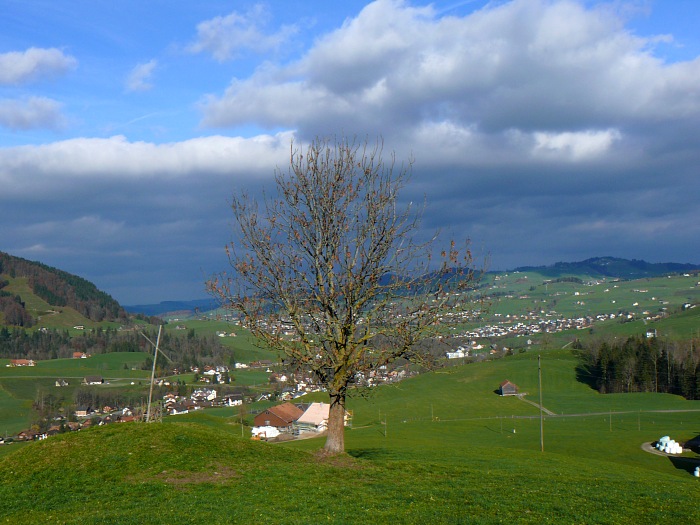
[253,402,304,432]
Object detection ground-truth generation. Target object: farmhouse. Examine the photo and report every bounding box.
[253,402,304,433]
[82,376,104,385]
[295,402,330,434]
[294,402,351,434]
[499,380,519,396]
[8,359,35,367]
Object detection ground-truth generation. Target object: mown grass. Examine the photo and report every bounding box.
[0,352,151,380]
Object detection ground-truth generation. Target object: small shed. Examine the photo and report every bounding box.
[499,380,519,396]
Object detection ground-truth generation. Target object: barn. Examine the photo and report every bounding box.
[499,380,519,396]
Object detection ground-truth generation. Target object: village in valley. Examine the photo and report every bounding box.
[3,267,698,445]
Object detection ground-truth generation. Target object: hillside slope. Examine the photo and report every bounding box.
[0,251,127,327]
[1,416,698,524]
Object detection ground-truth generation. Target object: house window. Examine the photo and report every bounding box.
[265,420,270,425]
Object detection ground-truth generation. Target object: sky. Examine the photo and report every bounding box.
[1,0,699,305]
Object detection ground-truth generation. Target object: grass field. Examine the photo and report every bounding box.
[1,349,699,524]
[164,319,277,363]
[0,352,151,379]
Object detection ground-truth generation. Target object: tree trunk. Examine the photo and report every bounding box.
[324,391,346,454]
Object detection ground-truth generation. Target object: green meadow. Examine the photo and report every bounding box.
[1,347,699,523]
[0,353,153,436]
[165,318,277,363]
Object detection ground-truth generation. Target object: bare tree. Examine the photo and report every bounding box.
[208,137,479,455]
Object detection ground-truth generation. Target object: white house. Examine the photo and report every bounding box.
[223,394,243,406]
[446,346,469,359]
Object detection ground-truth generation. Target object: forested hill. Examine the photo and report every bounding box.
[0,251,127,326]
[513,256,700,280]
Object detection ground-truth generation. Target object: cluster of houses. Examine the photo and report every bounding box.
[5,406,140,443]
[251,401,348,440]
[264,366,415,401]
[163,388,244,415]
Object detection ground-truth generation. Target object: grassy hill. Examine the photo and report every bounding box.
[0,251,128,329]
[1,348,699,524]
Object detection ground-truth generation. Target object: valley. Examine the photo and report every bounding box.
[1,253,699,523]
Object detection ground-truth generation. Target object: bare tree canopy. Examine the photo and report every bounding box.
[208,136,479,454]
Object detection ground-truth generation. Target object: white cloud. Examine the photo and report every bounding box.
[200,0,700,136]
[189,4,298,62]
[532,129,622,161]
[0,96,65,130]
[0,47,77,85]
[0,132,295,196]
[126,59,158,92]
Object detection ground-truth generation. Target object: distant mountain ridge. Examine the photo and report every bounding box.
[3,253,698,325]
[128,257,700,317]
[124,299,217,317]
[513,256,700,280]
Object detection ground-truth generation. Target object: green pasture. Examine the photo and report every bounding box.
[1,350,699,523]
[0,381,33,437]
[229,368,272,387]
[0,352,151,379]
[164,318,277,363]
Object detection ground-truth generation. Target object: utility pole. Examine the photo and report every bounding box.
[140,325,162,423]
[538,354,544,453]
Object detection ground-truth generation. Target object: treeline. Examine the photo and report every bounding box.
[0,280,34,327]
[0,326,233,372]
[578,335,700,400]
[549,277,583,284]
[0,251,127,322]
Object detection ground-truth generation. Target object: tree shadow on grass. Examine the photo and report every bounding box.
[684,433,700,454]
[348,448,398,461]
[668,455,700,475]
[574,359,599,391]
[667,433,700,476]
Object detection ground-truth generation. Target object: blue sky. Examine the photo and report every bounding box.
[1,0,699,305]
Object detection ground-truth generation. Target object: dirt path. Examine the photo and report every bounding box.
[516,394,556,415]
